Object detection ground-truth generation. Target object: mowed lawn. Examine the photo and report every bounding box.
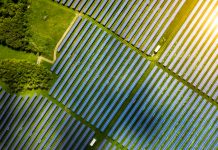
[28,0,75,59]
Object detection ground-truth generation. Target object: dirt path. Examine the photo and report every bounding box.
[37,14,79,65]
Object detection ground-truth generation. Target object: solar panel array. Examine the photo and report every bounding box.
[50,1,217,149]
[0,0,217,149]
[0,89,95,149]
[54,0,218,102]
[55,0,186,55]
[107,66,218,149]
[49,16,151,132]
[159,0,218,101]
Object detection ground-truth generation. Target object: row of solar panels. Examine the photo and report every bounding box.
[98,139,120,150]
[50,16,151,132]
[0,88,96,149]
[49,16,218,149]
[159,0,218,101]
[54,0,185,55]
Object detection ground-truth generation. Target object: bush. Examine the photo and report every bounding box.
[0,59,53,92]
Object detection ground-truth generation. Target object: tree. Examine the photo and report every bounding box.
[0,59,53,93]
[0,0,37,53]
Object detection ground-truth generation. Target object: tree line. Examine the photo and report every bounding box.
[0,59,53,93]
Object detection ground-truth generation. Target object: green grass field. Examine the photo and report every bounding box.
[27,0,75,59]
[0,45,37,63]
[0,0,75,61]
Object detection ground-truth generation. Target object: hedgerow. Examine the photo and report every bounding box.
[0,59,53,92]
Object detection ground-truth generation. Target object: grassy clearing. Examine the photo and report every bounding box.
[28,0,75,59]
[0,45,37,63]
